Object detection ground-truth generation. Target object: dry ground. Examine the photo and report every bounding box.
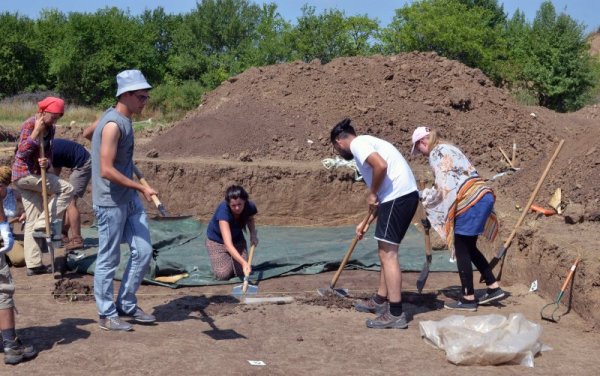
[4,261,599,375]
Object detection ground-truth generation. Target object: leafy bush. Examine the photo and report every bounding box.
[147,81,207,121]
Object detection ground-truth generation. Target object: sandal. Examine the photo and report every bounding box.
[65,235,84,251]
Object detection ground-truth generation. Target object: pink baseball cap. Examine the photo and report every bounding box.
[411,126,430,155]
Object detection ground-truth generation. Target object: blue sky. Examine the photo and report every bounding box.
[1,0,598,34]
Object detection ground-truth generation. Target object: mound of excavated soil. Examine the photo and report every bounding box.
[146,52,551,170]
[146,52,599,212]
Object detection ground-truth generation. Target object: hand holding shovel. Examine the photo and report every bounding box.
[242,244,257,294]
[132,165,169,217]
[232,244,258,297]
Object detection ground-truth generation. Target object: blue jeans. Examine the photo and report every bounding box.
[93,196,152,318]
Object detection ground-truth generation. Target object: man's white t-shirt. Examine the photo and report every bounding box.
[350,135,417,203]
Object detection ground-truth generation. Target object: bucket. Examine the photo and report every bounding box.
[6,240,25,267]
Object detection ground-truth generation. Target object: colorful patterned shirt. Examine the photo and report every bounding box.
[11,116,55,181]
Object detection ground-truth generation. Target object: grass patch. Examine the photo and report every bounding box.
[0,100,176,133]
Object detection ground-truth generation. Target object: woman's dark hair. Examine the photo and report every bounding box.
[225,185,250,230]
[330,118,356,144]
[225,185,249,202]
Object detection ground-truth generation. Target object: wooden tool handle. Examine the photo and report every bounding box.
[38,134,51,236]
[418,180,432,258]
[501,139,564,251]
[330,209,375,288]
[132,165,162,208]
[246,244,256,276]
[499,146,516,169]
[424,227,432,257]
[560,258,580,292]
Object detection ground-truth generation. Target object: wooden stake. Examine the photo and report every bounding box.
[499,146,516,169]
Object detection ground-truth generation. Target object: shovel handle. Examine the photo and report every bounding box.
[246,244,256,276]
[501,140,564,253]
[39,134,55,273]
[330,209,376,288]
[418,180,432,258]
[486,140,564,282]
[559,258,580,295]
[132,165,163,210]
[38,135,52,236]
[242,245,257,293]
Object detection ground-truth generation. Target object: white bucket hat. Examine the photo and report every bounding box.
[116,69,152,97]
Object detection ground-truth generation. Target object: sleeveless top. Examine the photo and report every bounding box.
[91,107,135,206]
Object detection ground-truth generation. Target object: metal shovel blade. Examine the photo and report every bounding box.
[45,236,55,274]
[231,283,258,298]
[416,255,432,294]
[316,287,349,298]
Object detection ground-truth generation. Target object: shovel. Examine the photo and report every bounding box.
[132,165,192,220]
[232,244,258,297]
[38,134,55,274]
[416,181,433,293]
[484,139,564,282]
[416,218,432,293]
[541,257,580,323]
[317,209,375,298]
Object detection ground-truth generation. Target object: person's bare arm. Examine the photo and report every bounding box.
[83,119,99,141]
[99,122,157,201]
[219,220,250,275]
[364,152,387,206]
[247,216,258,246]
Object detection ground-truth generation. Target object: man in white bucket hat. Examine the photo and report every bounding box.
[91,70,158,331]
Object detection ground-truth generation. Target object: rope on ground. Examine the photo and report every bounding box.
[321,156,363,181]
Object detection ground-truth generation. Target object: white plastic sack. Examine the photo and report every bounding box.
[419,313,551,367]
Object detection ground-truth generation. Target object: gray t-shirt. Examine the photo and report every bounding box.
[91,107,135,206]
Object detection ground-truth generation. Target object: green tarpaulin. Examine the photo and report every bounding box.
[68,217,457,288]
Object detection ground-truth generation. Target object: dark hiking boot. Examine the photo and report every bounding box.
[444,297,478,312]
[99,316,133,331]
[3,338,37,365]
[354,296,388,315]
[117,306,156,323]
[26,265,51,276]
[478,288,506,305]
[366,311,408,329]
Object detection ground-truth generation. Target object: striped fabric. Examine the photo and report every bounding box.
[444,178,498,259]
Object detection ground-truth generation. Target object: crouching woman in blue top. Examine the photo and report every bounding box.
[206,185,258,280]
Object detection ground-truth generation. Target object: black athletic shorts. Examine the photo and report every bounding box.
[374,190,419,245]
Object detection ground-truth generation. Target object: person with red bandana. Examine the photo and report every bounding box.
[11,97,74,276]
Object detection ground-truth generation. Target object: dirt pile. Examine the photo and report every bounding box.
[147,52,600,213]
[146,52,553,172]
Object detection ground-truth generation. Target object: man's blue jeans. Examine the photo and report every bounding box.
[93,196,152,318]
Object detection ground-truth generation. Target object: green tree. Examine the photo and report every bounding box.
[47,7,163,106]
[380,0,507,83]
[0,13,46,97]
[346,15,379,56]
[519,1,595,111]
[168,0,264,85]
[242,3,293,67]
[457,0,506,27]
[287,5,378,63]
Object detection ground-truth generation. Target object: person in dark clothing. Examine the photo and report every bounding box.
[205,185,258,281]
[52,138,91,250]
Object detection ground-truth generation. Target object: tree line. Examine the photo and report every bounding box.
[0,0,598,115]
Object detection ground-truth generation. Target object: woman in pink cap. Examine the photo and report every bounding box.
[411,126,504,311]
[11,97,73,276]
